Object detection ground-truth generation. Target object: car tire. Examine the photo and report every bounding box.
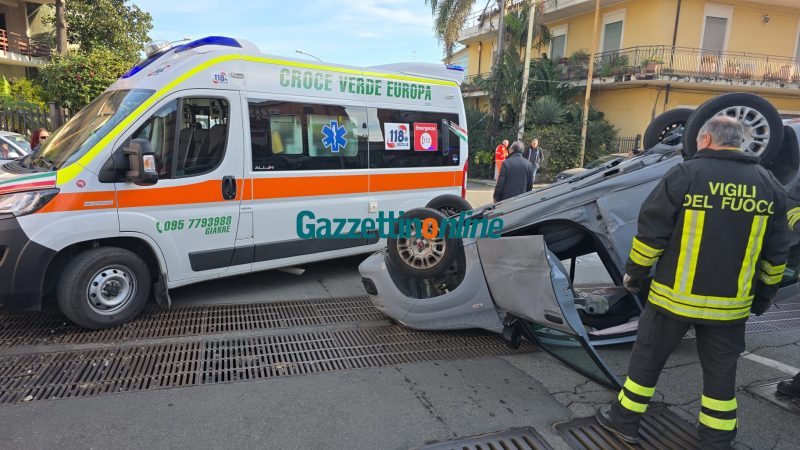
[426,194,472,217]
[387,208,460,279]
[683,93,784,163]
[643,108,693,149]
[57,247,151,329]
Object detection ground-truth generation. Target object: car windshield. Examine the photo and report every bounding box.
[30,89,154,169]
[3,134,31,154]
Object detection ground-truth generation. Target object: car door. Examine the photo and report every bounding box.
[115,89,245,283]
[476,235,622,389]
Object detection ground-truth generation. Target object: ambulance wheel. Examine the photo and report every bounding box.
[643,108,693,149]
[426,194,473,217]
[387,208,459,279]
[683,93,783,163]
[57,247,151,329]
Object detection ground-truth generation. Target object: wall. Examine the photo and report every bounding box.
[546,0,800,59]
[0,3,30,37]
[591,85,800,137]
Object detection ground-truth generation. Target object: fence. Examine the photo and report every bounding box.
[0,103,70,136]
[557,45,800,84]
[612,135,642,154]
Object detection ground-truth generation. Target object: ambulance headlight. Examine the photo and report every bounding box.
[0,189,59,217]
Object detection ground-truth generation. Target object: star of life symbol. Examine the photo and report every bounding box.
[321,120,348,153]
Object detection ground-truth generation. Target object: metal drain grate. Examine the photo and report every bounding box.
[555,406,701,450]
[746,382,800,416]
[0,296,384,347]
[686,302,800,338]
[0,326,535,404]
[414,427,553,450]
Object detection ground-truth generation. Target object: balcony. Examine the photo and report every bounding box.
[461,72,492,96]
[557,46,800,90]
[0,29,51,66]
[458,0,526,44]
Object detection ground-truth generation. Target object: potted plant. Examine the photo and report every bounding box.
[642,55,664,74]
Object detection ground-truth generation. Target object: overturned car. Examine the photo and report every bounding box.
[358,93,800,388]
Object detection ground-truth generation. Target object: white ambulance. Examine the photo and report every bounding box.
[0,36,469,328]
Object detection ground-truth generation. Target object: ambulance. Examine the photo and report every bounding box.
[0,36,469,328]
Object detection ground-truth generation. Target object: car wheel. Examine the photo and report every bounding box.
[387,208,459,279]
[57,247,151,329]
[425,194,472,217]
[683,93,784,163]
[643,108,693,149]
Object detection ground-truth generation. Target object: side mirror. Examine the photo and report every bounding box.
[122,138,158,186]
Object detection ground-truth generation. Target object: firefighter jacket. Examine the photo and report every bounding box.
[626,149,789,324]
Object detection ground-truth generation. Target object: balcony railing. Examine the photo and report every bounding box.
[461,0,527,30]
[0,29,51,60]
[462,72,492,92]
[557,46,800,85]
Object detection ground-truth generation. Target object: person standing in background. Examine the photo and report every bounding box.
[523,138,544,184]
[30,128,49,152]
[494,139,509,180]
[493,141,533,202]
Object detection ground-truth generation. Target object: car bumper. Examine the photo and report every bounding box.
[0,215,55,311]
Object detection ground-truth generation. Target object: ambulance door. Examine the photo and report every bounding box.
[246,96,371,269]
[115,89,245,283]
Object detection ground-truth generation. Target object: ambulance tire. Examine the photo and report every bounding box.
[387,208,459,279]
[426,194,473,217]
[57,247,151,329]
[643,108,693,149]
[683,93,783,163]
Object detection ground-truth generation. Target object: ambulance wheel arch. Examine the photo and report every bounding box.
[42,236,167,327]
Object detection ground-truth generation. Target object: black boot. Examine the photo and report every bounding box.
[595,406,641,444]
[776,373,800,397]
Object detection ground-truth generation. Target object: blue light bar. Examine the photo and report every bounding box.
[446,64,465,72]
[175,36,241,54]
[120,46,172,79]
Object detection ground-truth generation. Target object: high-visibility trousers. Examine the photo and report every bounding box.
[611,305,745,450]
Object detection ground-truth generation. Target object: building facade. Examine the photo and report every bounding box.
[454,0,800,138]
[0,0,52,79]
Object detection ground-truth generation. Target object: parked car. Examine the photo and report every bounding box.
[359,93,800,389]
[0,131,30,159]
[554,153,629,181]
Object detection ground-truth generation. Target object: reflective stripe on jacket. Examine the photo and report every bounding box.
[626,149,789,324]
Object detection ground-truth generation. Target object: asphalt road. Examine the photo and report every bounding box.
[0,185,798,449]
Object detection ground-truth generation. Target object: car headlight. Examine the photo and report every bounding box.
[0,189,60,217]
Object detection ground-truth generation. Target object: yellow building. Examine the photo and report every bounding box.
[455,0,800,138]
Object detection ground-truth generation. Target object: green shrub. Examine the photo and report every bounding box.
[528,95,567,127]
[39,48,131,109]
[9,78,45,106]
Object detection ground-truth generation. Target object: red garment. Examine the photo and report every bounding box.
[495,144,508,163]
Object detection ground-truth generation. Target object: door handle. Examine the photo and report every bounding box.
[222,176,237,200]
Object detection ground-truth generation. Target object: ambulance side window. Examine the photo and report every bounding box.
[127,97,229,179]
[248,99,368,171]
[367,108,460,169]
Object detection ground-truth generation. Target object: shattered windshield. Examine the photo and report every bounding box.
[30,89,154,169]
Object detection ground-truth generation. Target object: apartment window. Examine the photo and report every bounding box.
[701,4,732,52]
[550,25,568,60]
[795,19,800,60]
[600,10,625,53]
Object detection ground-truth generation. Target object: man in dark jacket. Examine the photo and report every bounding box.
[595,116,789,449]
[493,141,533,202]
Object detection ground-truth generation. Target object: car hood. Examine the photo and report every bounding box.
[0,164,57,194]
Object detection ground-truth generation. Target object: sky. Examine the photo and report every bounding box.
[132,0,449,66]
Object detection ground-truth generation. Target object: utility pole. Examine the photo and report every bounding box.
[579,0,601,167]
[55,0,67,54]
[516,0,537,140]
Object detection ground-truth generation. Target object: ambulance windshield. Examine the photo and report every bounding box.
[31,89,154,169]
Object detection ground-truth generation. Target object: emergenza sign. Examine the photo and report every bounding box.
[278,68,433,101]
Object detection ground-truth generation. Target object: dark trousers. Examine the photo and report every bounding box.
[611,306,745,450]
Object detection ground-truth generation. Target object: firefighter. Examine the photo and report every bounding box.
[775,190,800,398]
[595,116,789,449]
